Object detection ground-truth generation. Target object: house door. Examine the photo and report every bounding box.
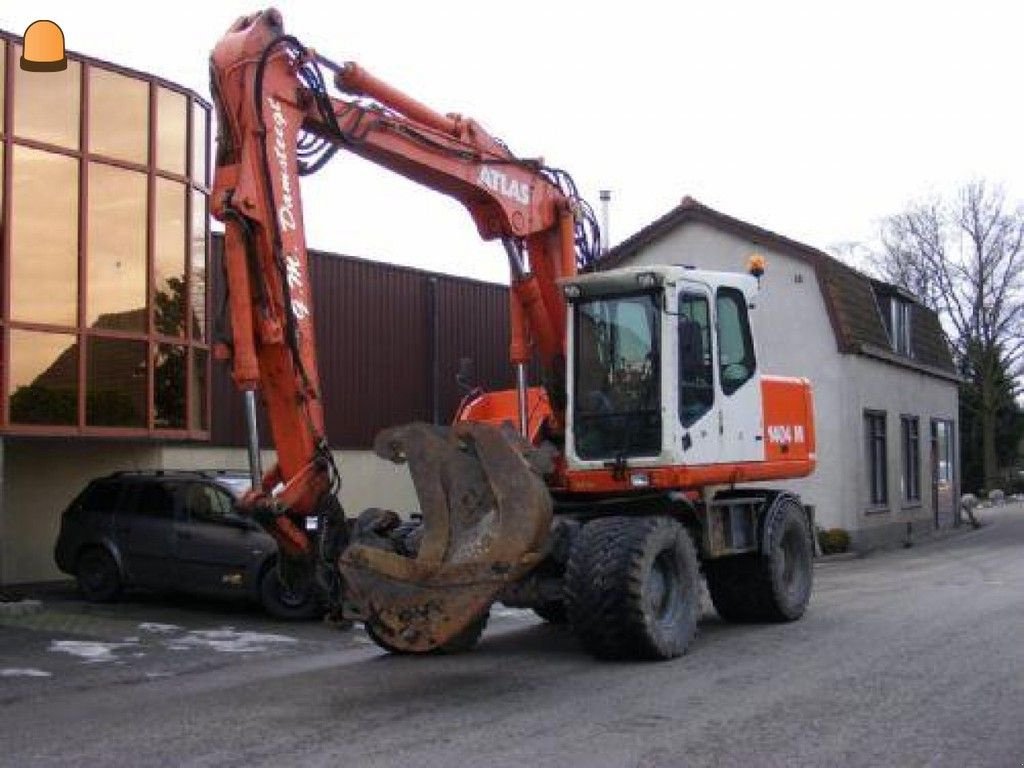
[931,419,956,528]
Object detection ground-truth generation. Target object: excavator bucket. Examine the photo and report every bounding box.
[338,421,553,653]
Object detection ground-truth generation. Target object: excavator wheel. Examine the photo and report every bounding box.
[704,493,813,623]
[565,515,700,660]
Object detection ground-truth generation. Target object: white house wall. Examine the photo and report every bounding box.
[615,220,957,546]
[839,354,958,548]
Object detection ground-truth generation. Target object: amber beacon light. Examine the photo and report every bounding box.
[20,20,68,72]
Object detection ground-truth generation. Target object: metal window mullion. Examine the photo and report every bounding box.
[183,100,193,432]
[1,41,13,426]
[77,61,89,432]
[146,80,157,434]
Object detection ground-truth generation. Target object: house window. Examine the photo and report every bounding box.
[890,298,913,356]
[901,416,921,504]
[865,410,888,507]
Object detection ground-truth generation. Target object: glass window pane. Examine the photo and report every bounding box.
[678,293,714,427]
[190,191,208,341]
[154,343,186,429]
[86,337,147,427]
[191,102,208,185]
[154,178,186,336]
[87,163,147,332]
[190,348,208,431]
[11,146,79,325]
[13,45,81,149]
[89,67,148,164]
[8,330,78,426]
[715,288,756,396]
[156,87,186,175]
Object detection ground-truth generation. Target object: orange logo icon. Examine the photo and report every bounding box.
[20,20,67,72]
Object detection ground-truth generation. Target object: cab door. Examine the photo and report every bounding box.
[714,286,763,463]
[675,282,721,465]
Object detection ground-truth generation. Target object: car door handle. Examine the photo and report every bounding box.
[177,531,193,540]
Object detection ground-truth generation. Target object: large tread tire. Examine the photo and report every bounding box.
[76,547,122,603]
[704,495,813,623]
[260,565,321,621]
[565,516,700,660]
[364,612,490,655]
[533,601,568,624]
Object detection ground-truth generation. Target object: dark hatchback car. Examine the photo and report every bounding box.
[54,470,321,619]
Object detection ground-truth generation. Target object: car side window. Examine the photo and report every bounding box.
[77,480,122,513]
[134,482,177,519]
[185,483,235,525]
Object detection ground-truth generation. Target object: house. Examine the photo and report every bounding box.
[600,197,961,549]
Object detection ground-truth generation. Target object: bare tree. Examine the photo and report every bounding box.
[873,181,1024,488]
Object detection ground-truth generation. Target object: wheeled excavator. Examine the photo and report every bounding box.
[210,9,818,659]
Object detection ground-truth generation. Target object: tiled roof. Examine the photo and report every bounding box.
[600,196,956,377]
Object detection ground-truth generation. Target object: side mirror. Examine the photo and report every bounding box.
[225,514,256,531]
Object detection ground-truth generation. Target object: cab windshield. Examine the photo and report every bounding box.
[573,292,661,460]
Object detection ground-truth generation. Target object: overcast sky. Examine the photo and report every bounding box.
[6,1,1023,284]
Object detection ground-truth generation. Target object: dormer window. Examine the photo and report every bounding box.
[890,298,913,356]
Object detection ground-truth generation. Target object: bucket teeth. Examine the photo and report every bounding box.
[340,422,552,653]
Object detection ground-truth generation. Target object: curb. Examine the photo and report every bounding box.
[814,552,861,566]
[0,599,44,617]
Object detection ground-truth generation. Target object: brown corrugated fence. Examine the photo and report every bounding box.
[210,235,528,449]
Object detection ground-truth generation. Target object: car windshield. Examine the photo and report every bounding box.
[214,476,252,499]
[573,291,662,460]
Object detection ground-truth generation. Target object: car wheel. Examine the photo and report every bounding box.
[260,564,320,621]
[76,547,122,603]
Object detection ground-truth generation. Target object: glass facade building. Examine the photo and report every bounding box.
[0,34,211,438]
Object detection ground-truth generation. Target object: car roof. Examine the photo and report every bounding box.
[99,470,252,494]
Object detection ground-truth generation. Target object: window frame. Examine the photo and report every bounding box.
[865,409,889,509]
[0,36,212,439]
[890,298,913,357]
[714,286,757,396]
[900,415,921,505]
[677,289,715,428]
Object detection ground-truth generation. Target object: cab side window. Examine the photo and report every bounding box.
[678,292,714,427]
[184,483,235,524]
[716,287,756,395]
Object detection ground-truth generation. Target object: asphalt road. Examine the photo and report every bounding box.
[2,505,1023,768]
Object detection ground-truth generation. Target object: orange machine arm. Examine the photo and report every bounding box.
[209,10,599,558]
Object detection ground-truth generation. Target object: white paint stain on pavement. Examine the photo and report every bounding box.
[491,606,534,619]
[48,640,138,664]
[1,668,52,678]
[138,622,182,634]
[164,627,297,654]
